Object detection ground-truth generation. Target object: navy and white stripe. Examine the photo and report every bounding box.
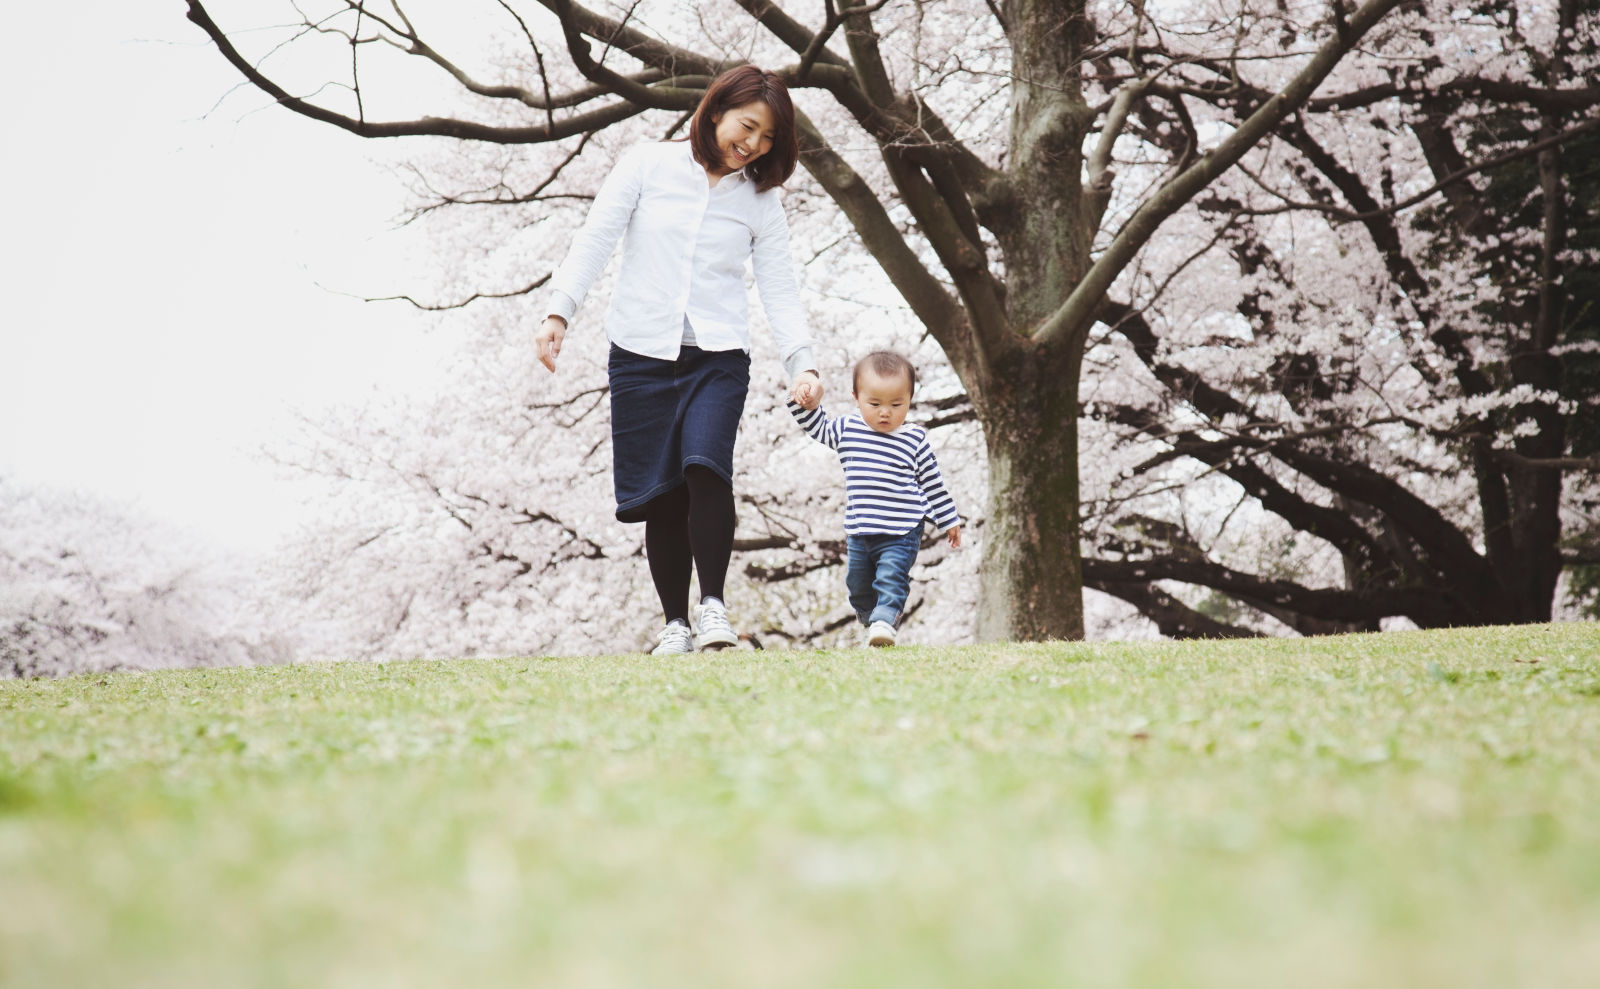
[788,401,961,536]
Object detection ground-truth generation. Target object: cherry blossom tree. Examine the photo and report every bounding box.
[1075,0,1600,634]
[186,0,1598,649]
[185,0,1423,642]
[0,476,291,678]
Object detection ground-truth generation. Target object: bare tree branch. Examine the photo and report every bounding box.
[1085,578,1264,638]
[1082,556,1461,628]
[188,0,663,140]
[365,274,552,311]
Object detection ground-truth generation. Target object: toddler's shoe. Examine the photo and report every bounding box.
[867,620,897,647]
[651,620,694,655]
[694,597,739,650]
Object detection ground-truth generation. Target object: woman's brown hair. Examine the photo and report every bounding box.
[687,65,798,193]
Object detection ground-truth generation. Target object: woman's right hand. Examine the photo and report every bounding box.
[534,316,567,372]
[791,370,823,410]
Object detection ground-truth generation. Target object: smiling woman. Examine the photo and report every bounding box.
[529,65,823,658]
[709,101,775,177]
[689,73,793,190]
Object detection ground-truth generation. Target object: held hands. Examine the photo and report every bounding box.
[790,370,823,409]
[534,316,566,372]
[946,525,963,549]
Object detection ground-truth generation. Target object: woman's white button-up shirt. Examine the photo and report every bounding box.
[547,140,816,381]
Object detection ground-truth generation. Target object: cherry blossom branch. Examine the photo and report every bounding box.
[1033,0,1406,352]
[727,0,855,79]
[1092,509,1384,636]
[1081,556,1462,628]
[797,0,848,82]
[493,0,555,131]
[1495,452,1600,471]
[1102,402,1406,580]
[1100,296,1491,581]
[1299,77,1600,114]
[1269,117,1492,398]
[793,112,964,347]
[449,488,609,564]
[1134,59,1600,115]
[350,2,366,124]
[1230,116,1600,223]
[1083,576,1264,639]
[1084,76,1148,232]
[399,134,598,220]
[547,0,704,112]
[801,2,1006,365]
[743,548,846,583]
[528,0,725,82]
[730,0,997,191]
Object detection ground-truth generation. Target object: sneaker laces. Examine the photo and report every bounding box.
[657,622,693,650]
[696,600,735,639]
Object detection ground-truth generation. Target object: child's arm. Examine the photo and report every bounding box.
[786,400,844,450]
[914,435,962,544]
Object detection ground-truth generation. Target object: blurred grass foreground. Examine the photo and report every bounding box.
[3,623,1599,988]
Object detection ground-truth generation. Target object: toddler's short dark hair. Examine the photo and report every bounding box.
[852,351,916,394]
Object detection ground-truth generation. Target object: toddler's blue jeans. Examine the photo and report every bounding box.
[845,529,922,627]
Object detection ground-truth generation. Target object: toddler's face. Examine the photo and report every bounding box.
[853,368,913,433]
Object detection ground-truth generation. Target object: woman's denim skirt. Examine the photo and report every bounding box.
[608,343,751,522]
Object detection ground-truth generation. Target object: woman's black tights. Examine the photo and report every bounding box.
[643,465,735,624]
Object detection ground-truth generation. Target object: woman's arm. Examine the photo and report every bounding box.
[536,145,647,372]
[751,193,818,384]
[548,145,646,311]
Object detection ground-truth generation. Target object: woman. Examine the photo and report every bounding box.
[533,65,823,655]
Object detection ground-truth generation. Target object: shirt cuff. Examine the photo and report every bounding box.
[783,346,818,383]
[546,290,577,324]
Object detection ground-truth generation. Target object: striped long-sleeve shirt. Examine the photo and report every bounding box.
[788,401,961,536]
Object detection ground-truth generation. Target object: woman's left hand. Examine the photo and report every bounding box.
[790,371,823,409]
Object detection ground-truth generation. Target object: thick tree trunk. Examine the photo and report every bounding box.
[975,348,1086,641]
[1487,137,1570,623]
[1479,73,1572,624]
[958,0,1095,641]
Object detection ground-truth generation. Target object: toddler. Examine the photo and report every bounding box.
[788,351,962,646]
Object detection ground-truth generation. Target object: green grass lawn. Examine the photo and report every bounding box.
[3,623,1598,988]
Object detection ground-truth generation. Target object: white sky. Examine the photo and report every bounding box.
[2,4,449,554]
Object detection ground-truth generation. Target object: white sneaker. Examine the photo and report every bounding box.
[867,621,897,647]
[693,597,739,650]
[651,621,694,656]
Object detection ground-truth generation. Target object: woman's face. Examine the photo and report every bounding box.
[710,100,776,175]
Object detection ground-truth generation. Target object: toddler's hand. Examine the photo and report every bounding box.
[790,371,823,409]
[947,525,963,548]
